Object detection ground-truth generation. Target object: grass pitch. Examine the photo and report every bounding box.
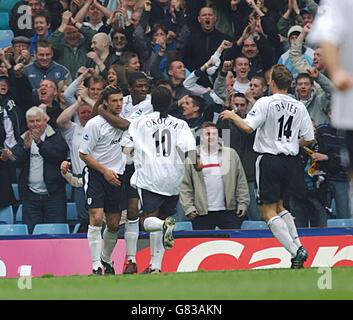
[1,267,352,300]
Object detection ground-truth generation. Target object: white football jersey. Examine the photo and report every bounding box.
[309,0,353,130]
[79,115,126,174]
[121,95,153,120]
[244,94,315,155]
[121,112,196,196]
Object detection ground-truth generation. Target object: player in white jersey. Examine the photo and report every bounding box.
[79,87,127,275]
[309,0,353,177]
[220,65,315,268]
[121,86,197,273]
[95,72,153,274]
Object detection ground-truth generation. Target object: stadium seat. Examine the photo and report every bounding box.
[15,204,23,223]
[174,221,193,231]
[327,218,353,228]
[0,206,14,224]
[67,202,78,221]
[241,220,268,230]
[65,184,73,201]
[0,29,13,48]
[73,223,81,234]
[0,224,29,236]
[12,184,19,201]
[32,223,70,235]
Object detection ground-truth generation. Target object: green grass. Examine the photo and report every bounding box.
[1,267,353,300]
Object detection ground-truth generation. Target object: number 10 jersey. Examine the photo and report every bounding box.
[120,112,196,196]
[244,93,315,156]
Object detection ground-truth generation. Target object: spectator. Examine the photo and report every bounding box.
[50,10,97,80]
[21,40,72,100]
[233,56,251,94]
[37,79,63,128]
[183,6,232,85]
[56,97,93,232]
[87,33,120,78]
[75,0,112,31]
[290,69,331,126]
[245,74,268,108]
[278,25,314,78]
[7,36,32,67]
[1,106,68,233]
[180,121,249,230]
[217,92,261,221]
[29,10,53,55]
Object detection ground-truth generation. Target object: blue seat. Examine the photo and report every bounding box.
[241,220,268,230]
[0,206,14,224]
[32,223,70,235]
[174,221,193,231]
[12,184,19,201]
[0,29,13,48]
[73,223,81,234]
[15,204,23,223]
[0,224,29,236]
[67,202,78,221]
[66,184,73,201]
[327,219,353,228]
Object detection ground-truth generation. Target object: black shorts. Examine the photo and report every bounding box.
[345,130,353,171]
[125,163,139,199]
[83,167,124,214]
[138,188,179,218]
[255,153,306,205]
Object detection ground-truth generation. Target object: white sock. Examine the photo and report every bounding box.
[267,216,299,257]
[88,225,103,270]
[101,227,119,264]
[125,218,139,263]
[150,231,164,271]
[144,217,164,232]
[279,210,302,247]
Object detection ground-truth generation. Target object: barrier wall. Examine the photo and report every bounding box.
[1,228,353,278]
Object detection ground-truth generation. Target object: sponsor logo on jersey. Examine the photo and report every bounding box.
[110,139,119,145]
[248,110,256,116]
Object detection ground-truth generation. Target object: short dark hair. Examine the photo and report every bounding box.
[296,73,314,85]
[35,39,53,52]
[152,86,172,118]
[127,71,148,86]
[119,51,139,67]
[271,64,293,90]
[33,9,51,26]
[152,23,168,36]
[251,74,267,87]
[189,95,204,115]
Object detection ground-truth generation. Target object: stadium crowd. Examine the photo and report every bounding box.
[0,0,352,273]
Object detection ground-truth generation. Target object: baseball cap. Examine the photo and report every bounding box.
[300,7,312,16]
[287,25,303,38]
[12,36,30,45]
[0,75,10,84]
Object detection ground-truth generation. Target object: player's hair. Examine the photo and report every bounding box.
[91,87,122,117]
[271,64,293,90]
[152,86,172,119]
[127,71,148,87]
[295,73,314,85]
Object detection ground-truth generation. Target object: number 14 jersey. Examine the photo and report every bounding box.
[120,112,196,196]
[244,94,315,156]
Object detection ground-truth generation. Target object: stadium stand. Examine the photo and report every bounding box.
[15,204,23,224]
[174,221,193,231]
[12,184,19,201]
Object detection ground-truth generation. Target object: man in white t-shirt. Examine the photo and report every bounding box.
[220,64,315,269]
[79,87,129,275]
[180,122,249,230]
[56,97,92,232]
[121,86,196,273]
[232,56,251,94]
[309,0,353,179]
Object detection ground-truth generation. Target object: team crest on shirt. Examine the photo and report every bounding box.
[54,72,61,79]
[83,134,89,141]
[87,198,92,205]
[249,110,256,116]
